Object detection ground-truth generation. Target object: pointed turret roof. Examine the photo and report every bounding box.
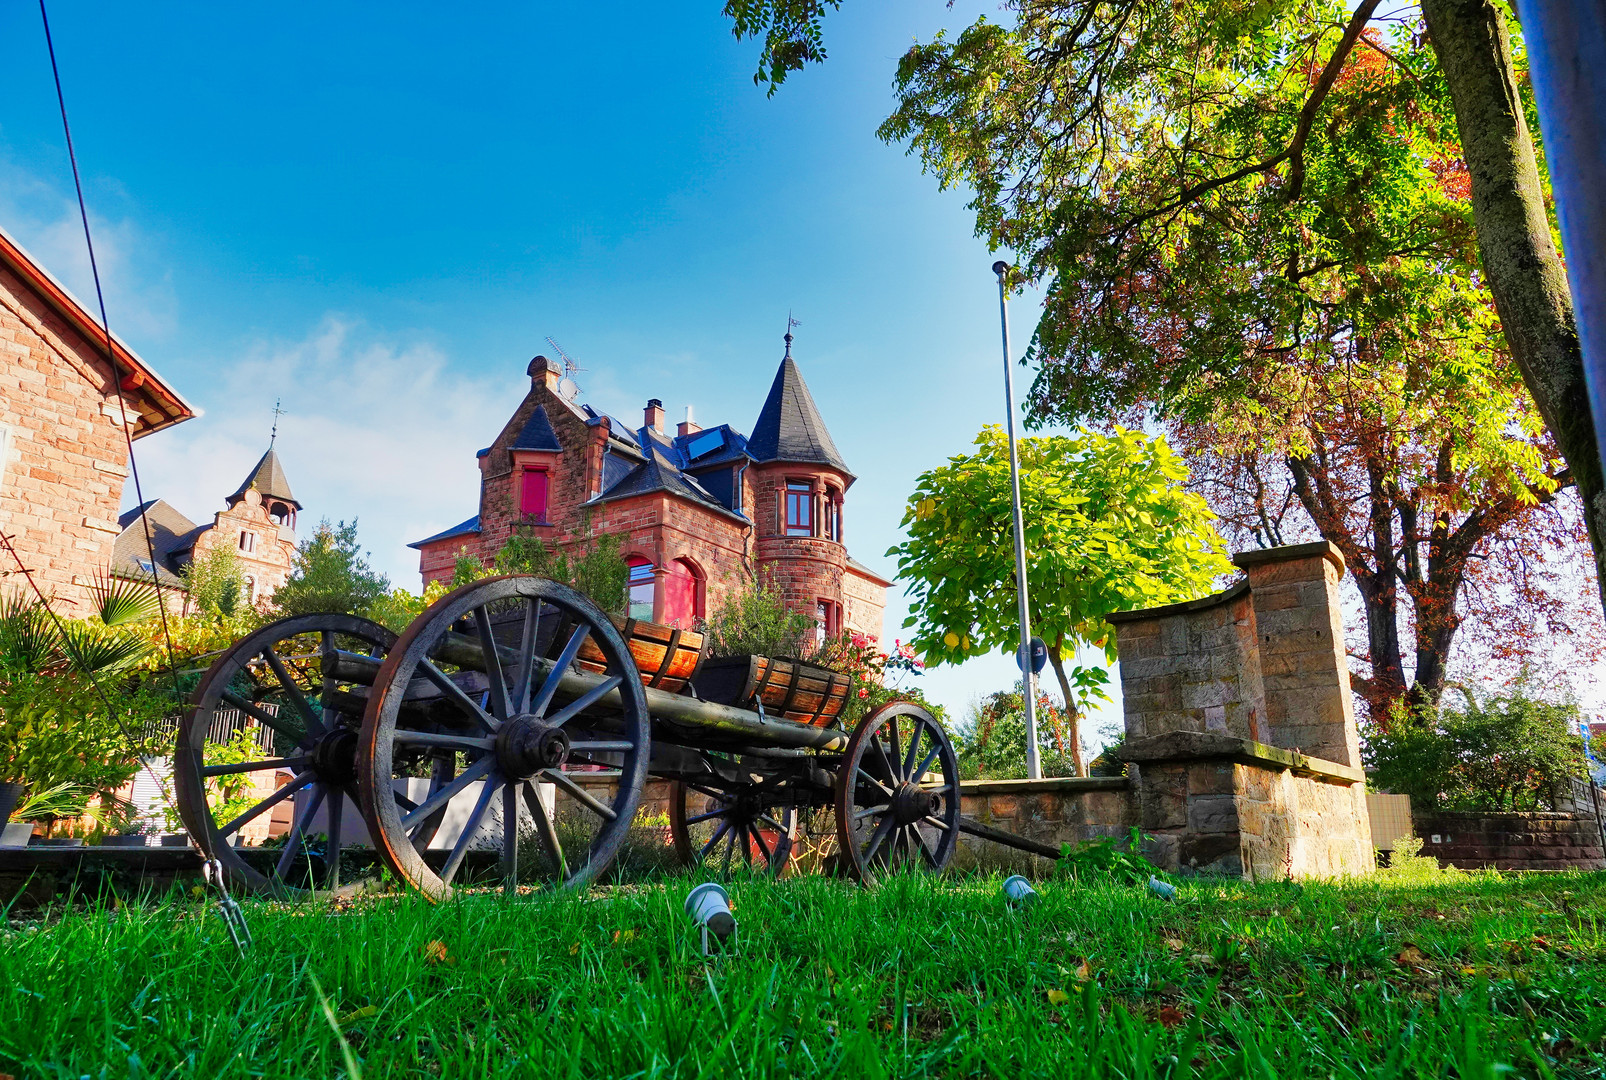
[746,349,852,478]
[227,448,301,510]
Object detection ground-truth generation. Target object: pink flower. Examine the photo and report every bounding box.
[857,688,869,698]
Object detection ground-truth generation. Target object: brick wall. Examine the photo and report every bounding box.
[1416,811,1606,871]
[0,261,134,612]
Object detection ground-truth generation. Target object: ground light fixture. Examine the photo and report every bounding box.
[1002,874,1038,905]
[685,882,737,955]
[1147,876,1177,901]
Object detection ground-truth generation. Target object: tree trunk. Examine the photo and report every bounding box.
[1420,0,1606,619]
[1045,642,1087,777]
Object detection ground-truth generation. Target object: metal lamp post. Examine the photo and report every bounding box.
[993,260,1041,779]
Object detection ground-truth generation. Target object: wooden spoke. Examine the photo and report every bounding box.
[902,723,925,780]
[757,813,788,833]
[439,778,499,886]
[501,782,519,893]
[750,825,773,863]
[416,659,500,732]
[275,783,327,880]
[325,788,345,890]
[260,645,325,738]
[221,690,311,747]
[542,768,618,821]
[544,675,625,728]
[699,819,734,860]
[218,769,313,836]
[200,755,308,778]
[390,730,495,752]
[401,756,493,830]
[913,742,943,784]
[856,767,896,799]
[473,606,512,722]
[684,808,725,826]
[861,813,898,864]
[854,803,890,820]
[513,598,541,715]
[922,814,952,831]
[529,623,591,718]
[523,781,568,879]
[835,702,962,886]
[914,826,941,867]
[872,732,899,784]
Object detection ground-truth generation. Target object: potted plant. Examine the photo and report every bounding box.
[690,582,853,726]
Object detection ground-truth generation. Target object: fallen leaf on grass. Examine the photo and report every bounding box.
[422,940,454,966]
[568,942,580,955]
[1395,944,1430,971]
[1156,1006,1187,1030]
[612,930,636,945]
[1164,937,1185,953]
[1046,989,1070,1006]
[1074,960,1094,982]
[1190,954,1218,968]
[338,1005,378,1024]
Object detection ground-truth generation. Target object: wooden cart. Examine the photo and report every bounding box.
[174,576,960,899]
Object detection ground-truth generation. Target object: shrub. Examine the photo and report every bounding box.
[273,519,392,619]
[1363,676,1589,812]
[951,685,1081,780]
[699,579,815,659]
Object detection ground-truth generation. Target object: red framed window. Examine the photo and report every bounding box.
[627,558,655,621]
[785,480,813,537]
[520,468,549,519]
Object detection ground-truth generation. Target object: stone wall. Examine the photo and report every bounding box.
[1108,541,1374,880]
[956,776,1136,870]
[1416,811,1606,871]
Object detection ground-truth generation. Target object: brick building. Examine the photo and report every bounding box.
[113,447,301,609]
[0,225,194,612]
[411,334,890,640]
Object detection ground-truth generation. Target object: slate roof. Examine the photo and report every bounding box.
[227,449,301,510]
[746,356,852,478]
[590,449,747,521]
[407,515,482,550]
[112,500,200,588]
[510,406,562,452]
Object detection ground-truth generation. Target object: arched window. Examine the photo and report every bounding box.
[627,557,655,621]
[663,558,705,629]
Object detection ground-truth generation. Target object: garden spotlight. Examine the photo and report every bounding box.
[685,882,737,954]
[1002,875,1038,905]
[1147,876,1176,901]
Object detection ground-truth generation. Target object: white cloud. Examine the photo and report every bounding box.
[127,316,525,588]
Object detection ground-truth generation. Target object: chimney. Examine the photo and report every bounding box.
[528,354,562,392]
[645,398,665,433]
[678,405,701,438]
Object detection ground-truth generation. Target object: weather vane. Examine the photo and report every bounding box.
[269,398,284,449]
[784,311,801,357]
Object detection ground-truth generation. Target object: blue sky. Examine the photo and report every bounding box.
[0,1,1123,738]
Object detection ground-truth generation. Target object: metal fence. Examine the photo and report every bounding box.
[145,706,277,756]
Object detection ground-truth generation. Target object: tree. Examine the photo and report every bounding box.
[724,0,1606,625]
[889,425,1233,774]
[272,519,391,619]
[182,543,246,620]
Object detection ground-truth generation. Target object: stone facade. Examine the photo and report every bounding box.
[412,348,890,641]
[0,226,192,612]
[1106,541,1375,879]
[956,776,1136,871]
[1416,811,1606,871]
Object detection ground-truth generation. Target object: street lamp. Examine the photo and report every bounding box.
[993,260,1041,780]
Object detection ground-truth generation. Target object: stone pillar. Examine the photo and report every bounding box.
[1233,541,1360,768]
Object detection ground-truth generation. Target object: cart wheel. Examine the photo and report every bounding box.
[359,575,650,901]
[175,613,397,898]
[833,700,960,885]
[669,778,797,876]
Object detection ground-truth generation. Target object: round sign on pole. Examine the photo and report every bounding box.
[1015,636,1048,675]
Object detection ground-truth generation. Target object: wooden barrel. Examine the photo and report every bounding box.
[690,654,851,727]
[575,617,703,693]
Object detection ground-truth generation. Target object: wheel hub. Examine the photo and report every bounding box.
[311,727,360,787]
[892,782,935,825]
[497,714,570,779]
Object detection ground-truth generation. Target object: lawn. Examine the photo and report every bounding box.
[4,867,1606,1078]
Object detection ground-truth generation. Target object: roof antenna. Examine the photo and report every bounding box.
[784,311,801,358]
[269,398,284,449]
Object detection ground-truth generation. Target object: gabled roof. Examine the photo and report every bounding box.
[592,449,747,522]
[510,405,562,452]
[112,499,199,588]
[227,448,301,510]
[0,224,195,438]
[408,515,482,550]
[746,355,852,478]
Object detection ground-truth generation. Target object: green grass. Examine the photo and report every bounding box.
[5,869,1606,1078]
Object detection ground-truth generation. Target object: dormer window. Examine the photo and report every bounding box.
[785,480,814,537]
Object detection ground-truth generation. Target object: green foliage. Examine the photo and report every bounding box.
[891,424,1231,673]
[449,531,630,619]
[700,578,816,658]
[273,519,391,619]
[1378,834,1464,883]
[0,593,154,677]
[952,685,1080,780]
[0,670,165,809]
[1057,827,1163,886]
[89,571,161,628]
[184,542,247,619]
[1364,678,1589,813]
